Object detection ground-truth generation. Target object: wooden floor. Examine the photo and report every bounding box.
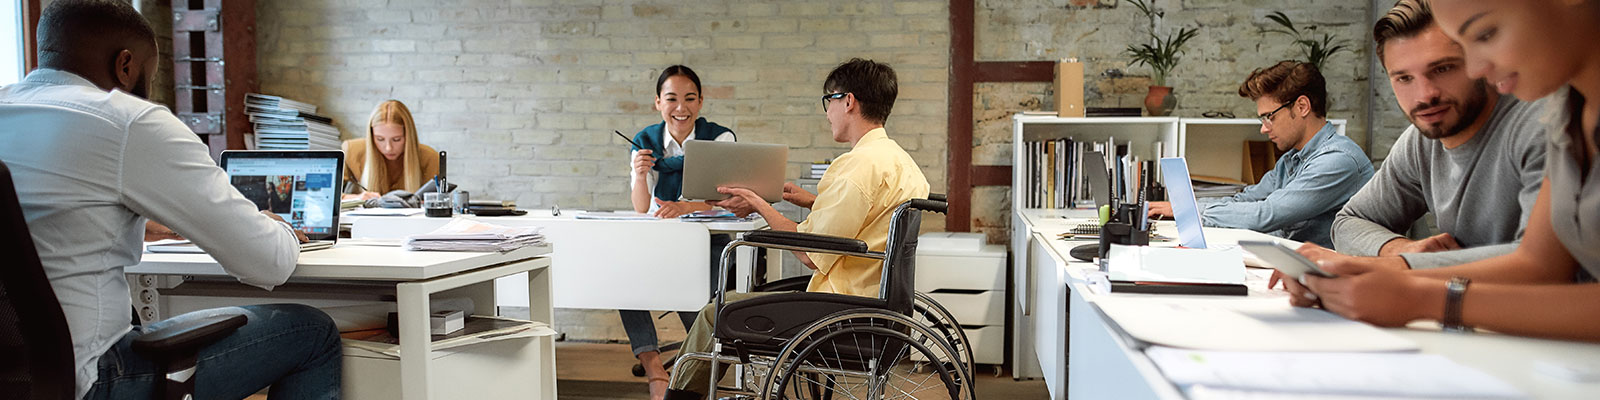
[249,340,1050,399]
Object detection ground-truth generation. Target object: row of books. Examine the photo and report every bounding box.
[245,93,340,151]
[1020,138,1165,209]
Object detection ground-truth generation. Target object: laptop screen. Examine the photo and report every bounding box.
[1159,157,1208,249]
[221,152,343,240]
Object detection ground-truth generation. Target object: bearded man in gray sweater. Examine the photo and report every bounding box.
[1331,0,1546,270]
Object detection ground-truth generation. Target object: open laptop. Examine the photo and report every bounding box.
[148,150,344,253]
[1159,157,1209,249]
[680,140,787,203]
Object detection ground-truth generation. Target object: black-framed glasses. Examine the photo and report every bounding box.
[1258,100,1296,125]
[1202,111,1236,119]
[821,92,849,112]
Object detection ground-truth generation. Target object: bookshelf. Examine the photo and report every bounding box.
[1009,114,1348,214]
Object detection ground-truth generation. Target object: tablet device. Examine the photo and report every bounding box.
[1237,240,1336,279]
[681,140,787,203]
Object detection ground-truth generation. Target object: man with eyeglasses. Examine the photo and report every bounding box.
[1148,60,1372,247]
[659,58,930,400]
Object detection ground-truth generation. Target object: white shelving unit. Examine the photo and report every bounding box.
[1005,114,1345,380]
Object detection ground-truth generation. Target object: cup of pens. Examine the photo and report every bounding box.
[423,192,452,217]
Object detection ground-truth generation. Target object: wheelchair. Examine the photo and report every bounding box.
[672,197,977,399]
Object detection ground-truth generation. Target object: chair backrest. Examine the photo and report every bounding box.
[878,197,948,316]
[0,159,76,399]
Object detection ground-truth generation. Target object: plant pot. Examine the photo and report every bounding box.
[1144,85,1178,116]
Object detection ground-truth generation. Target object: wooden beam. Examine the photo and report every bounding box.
[971,165,1012,187]
[946,0,975,232]
[975,61,1056,83]
[23,0,39,72]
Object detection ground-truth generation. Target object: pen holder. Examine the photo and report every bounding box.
[1096,221,1150,259]
[423,192,452,218]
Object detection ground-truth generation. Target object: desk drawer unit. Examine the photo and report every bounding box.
[914,233,1007,366]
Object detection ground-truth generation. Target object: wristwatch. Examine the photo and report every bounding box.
[1442,277,1473,333]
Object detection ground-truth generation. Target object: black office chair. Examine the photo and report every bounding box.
[673,197,976,399]
[0,160,247,400]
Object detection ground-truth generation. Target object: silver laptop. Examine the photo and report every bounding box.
[148,150,344,253]
[1159,157,1208,249]
[681,140,787,203]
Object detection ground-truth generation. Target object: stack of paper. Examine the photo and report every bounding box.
[1145,346,1525,399]
[573,211,657,221]
[404,218,546,252]
[245,93,341,150]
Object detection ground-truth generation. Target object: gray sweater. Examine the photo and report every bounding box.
[1332,96,1547,269]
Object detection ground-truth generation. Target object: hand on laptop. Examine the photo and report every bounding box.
[144,220,183,242]
[262,211,310,243]
[1146,201,1173,218]
[782,182,816,209]
[708,187,764,218]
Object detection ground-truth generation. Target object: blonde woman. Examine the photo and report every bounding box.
[342,100,440,199]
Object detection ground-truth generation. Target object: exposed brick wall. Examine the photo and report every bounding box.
[254,0,950,215]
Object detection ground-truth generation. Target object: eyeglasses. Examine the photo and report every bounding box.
[1258,100,1296,126]
[821,92,849,112]
[1202,111,1236,119]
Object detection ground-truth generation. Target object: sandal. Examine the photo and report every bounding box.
[648,377,671,400]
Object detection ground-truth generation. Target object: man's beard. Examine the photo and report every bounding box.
[1411,80,1490,140]
[129,74,150,99]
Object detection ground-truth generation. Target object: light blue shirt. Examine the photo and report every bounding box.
[0,69,301,398]
[1199,122,1374,247]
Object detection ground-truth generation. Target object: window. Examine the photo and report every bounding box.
[0,0,22,85]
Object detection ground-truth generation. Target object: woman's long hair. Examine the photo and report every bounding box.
[361,100,423,192]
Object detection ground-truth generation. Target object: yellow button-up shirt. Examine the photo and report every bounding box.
[799,128,930,297]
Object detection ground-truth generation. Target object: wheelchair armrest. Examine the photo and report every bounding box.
[752,275,811,292]
[744,230,869,254]
[131,313,248,364]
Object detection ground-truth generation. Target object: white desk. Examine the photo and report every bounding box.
[1012,208,1600,399]
[129,245,556,400]
[348,210,771,312]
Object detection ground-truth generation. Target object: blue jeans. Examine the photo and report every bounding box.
[620,233,731,356]
[85,304,343,400]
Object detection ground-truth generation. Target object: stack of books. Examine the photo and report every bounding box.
[1022,138,1165,209]
[806,160,831,179]
[245,93,340,150]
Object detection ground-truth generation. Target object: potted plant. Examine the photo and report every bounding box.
[1124,0,1198,117]
[1263,11,1349,72]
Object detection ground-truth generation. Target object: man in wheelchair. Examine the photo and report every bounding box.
[663,58,946,400]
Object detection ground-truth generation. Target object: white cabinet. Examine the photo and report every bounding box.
[915,232,1007,365]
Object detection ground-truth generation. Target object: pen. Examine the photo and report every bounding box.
[614,130,643,149]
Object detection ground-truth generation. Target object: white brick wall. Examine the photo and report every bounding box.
[255,0,952,212]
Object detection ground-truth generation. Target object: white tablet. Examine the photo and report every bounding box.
[1237,240,1336,279]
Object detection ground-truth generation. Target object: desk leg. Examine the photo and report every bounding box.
[527,264,557,399]
[396,282,432,400]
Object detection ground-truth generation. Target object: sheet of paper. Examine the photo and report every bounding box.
[344,208,425,217]
[1107,244,1245,284]
[573,211,658,221]
[1147,346,1525,399]
[1095,297,1418,352]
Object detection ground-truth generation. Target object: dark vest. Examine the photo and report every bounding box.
[631,118,735,201]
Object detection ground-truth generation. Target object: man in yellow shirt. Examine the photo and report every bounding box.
[660,58,930,400]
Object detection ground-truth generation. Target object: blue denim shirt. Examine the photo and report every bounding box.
[1200,122,1374,247]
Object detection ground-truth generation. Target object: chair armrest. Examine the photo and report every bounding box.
[131,313,247,364]
[743,230,869,254]
[752,275,810,292]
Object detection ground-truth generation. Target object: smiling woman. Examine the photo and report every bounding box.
[342,99,439,196]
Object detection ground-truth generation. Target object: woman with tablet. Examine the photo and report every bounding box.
[1293,0,1600,342]
[342,99,440,200]
[622,65,736,398]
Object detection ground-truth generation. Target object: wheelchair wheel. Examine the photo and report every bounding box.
[912,292,975,378]
[759,311,976,400]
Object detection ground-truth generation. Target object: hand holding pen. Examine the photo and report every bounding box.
[616,130,656,175]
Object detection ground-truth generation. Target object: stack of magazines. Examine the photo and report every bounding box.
[245,93,340,150]
[404,219,546,252]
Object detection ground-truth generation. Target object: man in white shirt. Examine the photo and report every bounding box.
[0,1,340,398]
